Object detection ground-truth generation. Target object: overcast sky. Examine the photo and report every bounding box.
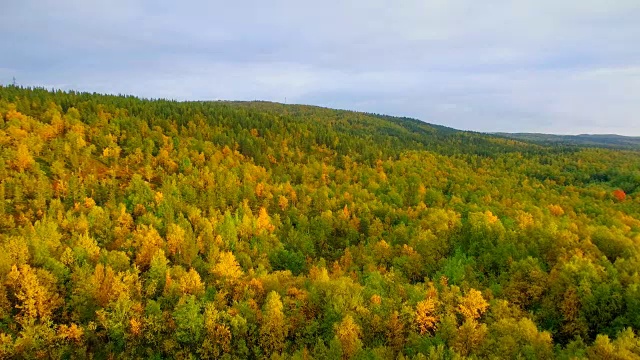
[2,1,639,135]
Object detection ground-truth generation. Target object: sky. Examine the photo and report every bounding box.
[1,0,639,135]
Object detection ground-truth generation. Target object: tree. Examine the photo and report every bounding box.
[166,223,186,258]
[415,297,439,334]
[173,295,204,346]
[386,311,406,353]
[260,291,288,355]
[586,329,640,360]
[335,314,362,359]
[613,189,626,202]
[210,251,243,282]
[482,316,553,359]
[132,225,165,269]
[200,304,232,358]
[13,143,35,172]
[257,207,276,233]
[6,264,61,325]
[453,319,487,356]
[179,268,205,296]
[457,289,489,321]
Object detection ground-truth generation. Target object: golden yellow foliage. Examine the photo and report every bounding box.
[58,323,84,343]
[179,268,205,296]
[457,289,489,321]
[260,291,288,354]
[516,211,535,229]
[335,314,362,359]
[129,318,142,337]
[133,225,165,269]
[0,237,30,272]
[203,304,232,358]
[415,297,439,334]
[113,204,134,246]
[102,145,121,159]
[453,319,487,356]
[211,251,243,281]
[548,204,565,216]
[89,263,118,306]
[83,197,96,209]
[309,266,330,283]
[370,294,382,306]
[255,182,265,197]
[6,264,61,323]
[5,109,29,123]
[154,191,164,204]
[373,240,392,265]
[484,210,499,225]
[166,223,186,257]
[257,207,275,233]
[485,316,554,359]
[278,195,289,210]
[3,85,640,357]
[0,332,12,358]
[14,144,35,172]
[587,329,640,360]
[75,233,101,262]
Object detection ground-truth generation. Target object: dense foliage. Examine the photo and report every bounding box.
[495,133,640,150]
[1,86,640,359]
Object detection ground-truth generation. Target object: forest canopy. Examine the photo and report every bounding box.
[0,86,639,359]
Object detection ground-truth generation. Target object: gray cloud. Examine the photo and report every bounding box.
[1,0,639,134]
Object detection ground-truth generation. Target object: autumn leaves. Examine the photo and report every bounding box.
[1,86,640,358]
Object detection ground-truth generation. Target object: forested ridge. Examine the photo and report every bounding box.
[494,133,640,150]
[1,85,640,359]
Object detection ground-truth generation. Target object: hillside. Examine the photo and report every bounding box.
[495,132,640,150]
[1,86,640,359]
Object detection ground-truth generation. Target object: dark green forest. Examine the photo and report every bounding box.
[1,86,639,359]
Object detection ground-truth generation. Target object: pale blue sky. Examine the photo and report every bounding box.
[1,0,639,134]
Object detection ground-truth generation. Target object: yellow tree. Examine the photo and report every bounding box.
[89,263,118,306]
[453,318,488,356]
[482,315,553,359]
[452,289,490,356]
[257,207,276,233]
[278,195,289,211]
[587,329,640,360]
[179,268,205,296]
[6,264,61,325]
[210,251,243,282]
[260,291,288,355]
[57,323,84,344]
[132,225,165,269]
[88,263,137,307]
[457,289,489,321]
[13,144,35,172]
[166,223,186,258]
[335,314,362,359]
[415,297,439,334]
[201,304,231,358]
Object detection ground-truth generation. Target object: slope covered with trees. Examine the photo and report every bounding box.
[494,132,640,150]
[1,86,640,359]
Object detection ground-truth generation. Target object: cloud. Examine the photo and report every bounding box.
[1,0,639,134]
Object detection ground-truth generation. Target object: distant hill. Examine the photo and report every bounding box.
[494,132,640,149]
